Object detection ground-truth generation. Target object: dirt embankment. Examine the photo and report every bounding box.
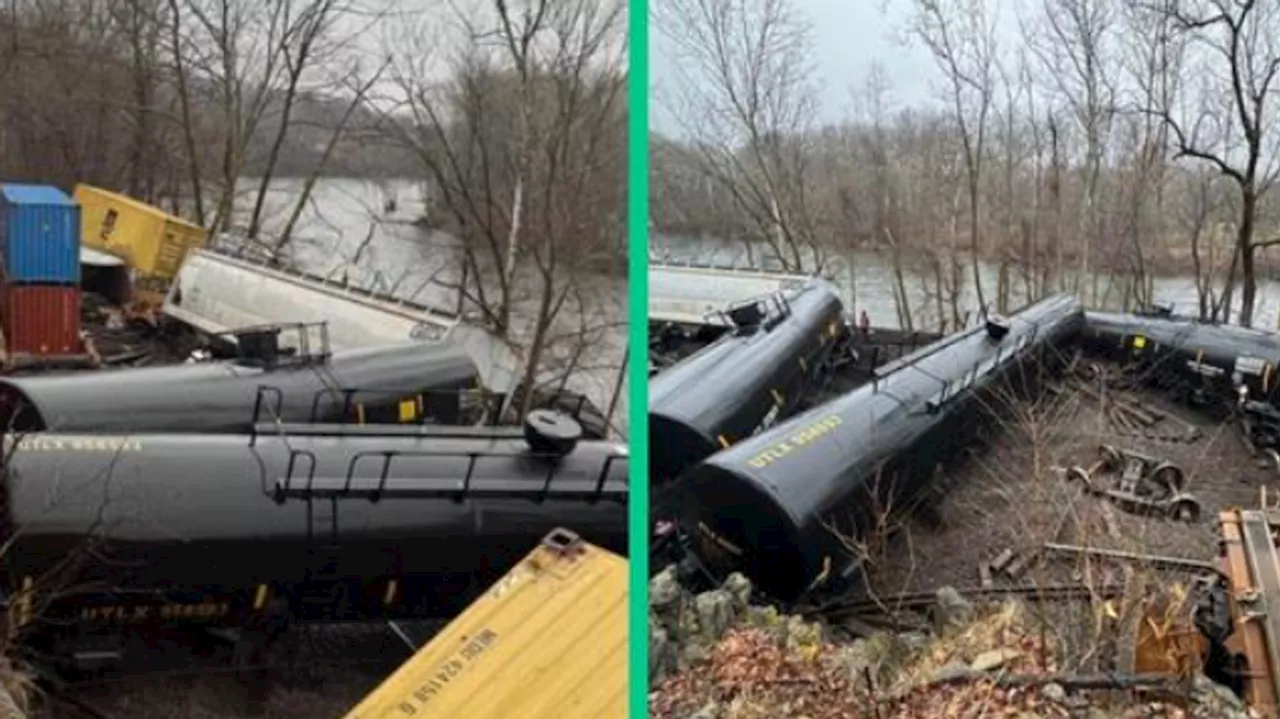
[863,377,1263,599]
[650,570,1248,719]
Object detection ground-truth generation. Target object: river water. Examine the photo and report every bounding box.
[652,234,1280,331]
[225,178,630,435]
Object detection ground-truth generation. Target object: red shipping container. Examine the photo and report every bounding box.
[2,284,81,355]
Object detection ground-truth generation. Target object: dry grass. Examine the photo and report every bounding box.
[823,359,1258,673]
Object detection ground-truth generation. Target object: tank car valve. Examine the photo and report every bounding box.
[523,409,584,457]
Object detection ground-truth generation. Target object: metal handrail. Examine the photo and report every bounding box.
[250,385,286,446]
[272,446,629,503]
[201,246,462,325]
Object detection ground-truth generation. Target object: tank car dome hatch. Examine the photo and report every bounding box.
[727,301,765,330]
[524,409,584,456]
[234,326,284,367]
[985,314,1012,342]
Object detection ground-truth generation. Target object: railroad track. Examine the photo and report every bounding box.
[803,540,1221,620]
[29,621,435,718]
[807,582,1130,620]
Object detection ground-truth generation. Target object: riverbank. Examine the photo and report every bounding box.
[650,230,1280,282]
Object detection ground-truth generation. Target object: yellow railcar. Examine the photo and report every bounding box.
[74,184,207,305]
[344,528,627,719]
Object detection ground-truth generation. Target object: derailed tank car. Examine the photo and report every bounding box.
[0,340,480,433]
[678,295,1084,603]
[649,279,845,484]
[0,420,627,649]
[1080,311,1280,406]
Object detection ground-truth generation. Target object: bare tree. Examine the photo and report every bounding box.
[1027,0,1117,305]
[908,0,998,313]
[245,0,344,241]
[1111,0,1186,312]
[277,60,390,249]
[1149,0,1280,327]
[177,0,287,235]
[387,0,626,417]
[656,0,823,272]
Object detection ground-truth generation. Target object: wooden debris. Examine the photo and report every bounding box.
[1041,542,1216,573]
[989,549,1015,573]
[1005,550,1039,580]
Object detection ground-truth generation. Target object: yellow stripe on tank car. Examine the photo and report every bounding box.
[356,403,366,425]
[717,435,732,449]
[771,389,784,405]
[399,399,417,423]
[11,576,32,630]
[1265,362,1273,393]
[384,579,398,606]
[1133,335,1146,349]
[253,584,269,611]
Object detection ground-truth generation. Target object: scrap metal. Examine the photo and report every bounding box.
[1063,445,1203,524]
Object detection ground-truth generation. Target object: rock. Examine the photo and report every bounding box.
[690,699,720,719]
[1039,682,1066,705]
[743,604,777,626]
[970,648,1022,672]
[722,572,753,608]
[676,603,702,644]
[932,586,975,634]
[1192,674,1249,717]
[783,614,824,656]
[694,590,736,642]
[927,661,975,685]
[650,565,690,643]
[650,566,683,612]
[649,622,677,682]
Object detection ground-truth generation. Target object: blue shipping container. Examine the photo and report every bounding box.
[0,184,81,284]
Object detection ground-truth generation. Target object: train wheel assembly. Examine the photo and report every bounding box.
[1097,444,1123,472]
[1149,462,1186,498]
[1168,496,1202,524]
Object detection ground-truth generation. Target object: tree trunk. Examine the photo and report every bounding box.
[1238,190,1258,327]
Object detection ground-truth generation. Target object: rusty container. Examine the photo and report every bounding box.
[1,284,81,355]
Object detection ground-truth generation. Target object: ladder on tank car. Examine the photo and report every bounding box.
[248,383,499,439]
[272,439,627,510]
[210,320,334,369]
[271,428,627,563]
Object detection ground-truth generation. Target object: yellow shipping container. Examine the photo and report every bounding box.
[73,184,208,295]
[344,528,627,719]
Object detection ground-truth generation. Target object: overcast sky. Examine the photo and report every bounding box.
[650,0,1005,133]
